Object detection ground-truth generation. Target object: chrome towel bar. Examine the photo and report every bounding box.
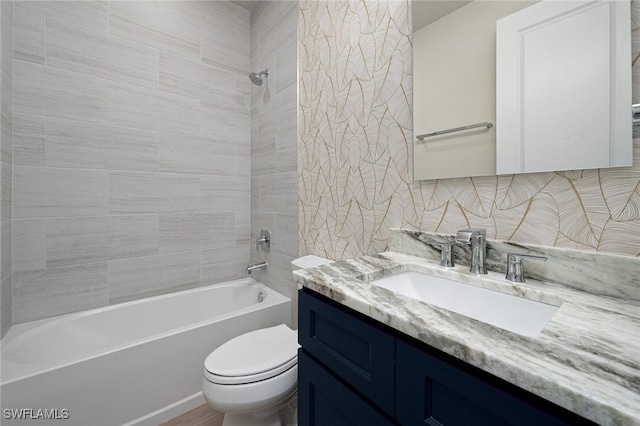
[416,121,494,141]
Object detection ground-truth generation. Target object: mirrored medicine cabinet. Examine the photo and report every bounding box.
[412,0,633,181]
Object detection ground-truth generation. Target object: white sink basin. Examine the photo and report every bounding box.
[371,271,560,337]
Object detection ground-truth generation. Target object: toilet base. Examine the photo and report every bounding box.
[219,391,297,426]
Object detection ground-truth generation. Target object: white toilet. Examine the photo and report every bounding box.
[202,324,300,426]
[202,255,333,426]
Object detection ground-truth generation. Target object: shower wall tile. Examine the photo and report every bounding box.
[276,32,297,93]
[13,113,45,166]
[200,101,250,143]
[13,219,45,273]
[201,245,249,284]
[46,215,159,267]
[109,171,201,215]
[109,82,200,135]
[235,75,251,110]
[259,83,296,140]
[275,214,298,258]
[12,263,109,323]
[13,60,109,123]
[275,127,297,173]
[201,1,250,73]
[109,1,201,60]
[46,217,109,267]
[107,215,160,260]
[1,219,11,280]
[159,212,236,253]
[1,275,11,337]
[251,137,276,176]
[236,139,252,178]
[10,0,253,323]
[13,5,45,65]
[159,134,236,176]
[257,171,298,214]
[235,211,251,245]
[108,251,200,304]
[15,0,108,33]
[159,53,236,104]
[250,1,299,325]
[13,166,108,218]
[46,18,159,89]
[47,118,159,172]
[1,161,11,221]
[200,176,250,212]
[1,0,12,336]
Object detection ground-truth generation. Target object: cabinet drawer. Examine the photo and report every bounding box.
[396,340,572,426]
[298,290,395,415]
[298,350,395,426]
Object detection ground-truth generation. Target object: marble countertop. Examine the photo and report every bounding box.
[293,251,640,426]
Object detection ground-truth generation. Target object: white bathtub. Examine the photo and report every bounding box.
[0,278,291,426]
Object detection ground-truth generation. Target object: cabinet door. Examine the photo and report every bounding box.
[396,340,570,426]
[298,290,395,415]
[298,350,396,426]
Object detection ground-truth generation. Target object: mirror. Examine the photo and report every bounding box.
[412,0,633,181]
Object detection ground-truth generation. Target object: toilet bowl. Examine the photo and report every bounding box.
[202,324,300,426]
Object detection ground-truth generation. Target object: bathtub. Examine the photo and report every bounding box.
[0,278,291,426]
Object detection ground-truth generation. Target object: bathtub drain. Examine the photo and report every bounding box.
[257,291,266,303]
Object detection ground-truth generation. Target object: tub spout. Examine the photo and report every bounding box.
[246,261,268,274]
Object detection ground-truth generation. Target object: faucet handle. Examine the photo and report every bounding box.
[505,253,548,283]
[438,243,455,267]
[256,229,271,251]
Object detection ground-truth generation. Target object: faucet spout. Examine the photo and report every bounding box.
[456,228,487,275]
[246,261,268,274]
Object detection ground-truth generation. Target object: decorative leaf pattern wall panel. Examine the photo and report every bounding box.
[299,0,640,260]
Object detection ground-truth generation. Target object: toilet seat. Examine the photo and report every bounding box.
[204,324,299,385]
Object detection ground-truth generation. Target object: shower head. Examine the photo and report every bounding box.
[249,69,269,86]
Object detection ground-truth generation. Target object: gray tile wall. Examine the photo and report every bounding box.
[1,0,13,338]
[249,1,299,327]
[10,0,251,324]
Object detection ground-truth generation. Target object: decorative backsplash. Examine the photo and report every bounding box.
[298,0,640,261]
[388,229,640,300]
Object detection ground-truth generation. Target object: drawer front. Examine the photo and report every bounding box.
[396,340,571,426]
[298,350,396,426]
[298,290,395,415]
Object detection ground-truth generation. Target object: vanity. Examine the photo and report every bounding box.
[294,230,640,426]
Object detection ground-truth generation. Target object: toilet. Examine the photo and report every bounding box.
[202,324,299,426]
[202,256,333,426]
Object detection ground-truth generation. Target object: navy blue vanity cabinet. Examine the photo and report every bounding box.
[298,288,596,426]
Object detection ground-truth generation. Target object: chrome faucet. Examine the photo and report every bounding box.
[246,261,268,274]
[455,228,487,275]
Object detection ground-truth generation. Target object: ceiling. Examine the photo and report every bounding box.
[230,0,259,11]
[229,1,471,29]
[412,0,471,32]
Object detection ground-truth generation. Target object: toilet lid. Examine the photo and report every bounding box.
[204,325,299,379]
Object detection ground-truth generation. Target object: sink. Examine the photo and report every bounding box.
[371,271,560,337]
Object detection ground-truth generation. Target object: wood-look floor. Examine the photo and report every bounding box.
[161,404,224,426]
